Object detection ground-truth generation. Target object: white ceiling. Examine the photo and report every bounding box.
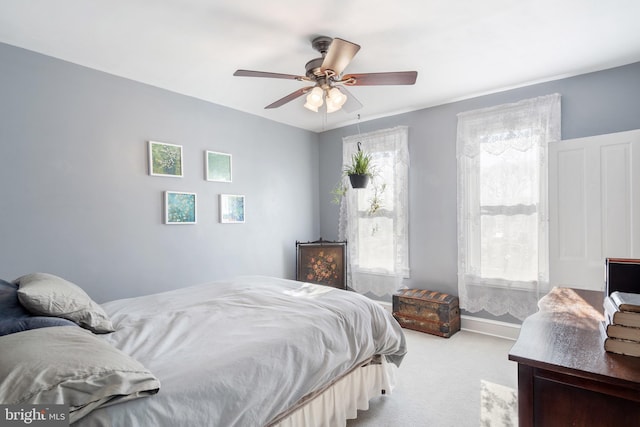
[1,0,639,133]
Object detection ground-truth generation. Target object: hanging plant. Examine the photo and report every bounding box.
[343,142,373,189]
[367,182,386,215]
[331,181,348,205]
[331,142,387,215]
[331,177,387,216]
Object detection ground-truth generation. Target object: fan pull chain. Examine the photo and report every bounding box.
[356,114,362,148]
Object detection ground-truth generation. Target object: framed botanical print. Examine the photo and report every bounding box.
[164,191,196,224]
[149,141,183,177]
[296,239,347,290]
[219,194,245,223]
[206,150,232,182]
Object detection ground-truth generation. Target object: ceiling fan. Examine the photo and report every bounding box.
[233,36,418,114]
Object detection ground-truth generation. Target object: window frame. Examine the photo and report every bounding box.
[339,126,410,295]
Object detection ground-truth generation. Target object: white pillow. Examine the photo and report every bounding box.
[0,326,160,424]
[15,273,114,333]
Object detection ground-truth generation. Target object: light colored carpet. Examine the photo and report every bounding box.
[347,329,518,427]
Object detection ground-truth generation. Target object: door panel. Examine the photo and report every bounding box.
[549,129,640,290]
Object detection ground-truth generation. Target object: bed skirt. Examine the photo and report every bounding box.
[269,357,397,427]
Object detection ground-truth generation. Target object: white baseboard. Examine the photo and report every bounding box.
[461,315,520,341]
[377,301,393,314]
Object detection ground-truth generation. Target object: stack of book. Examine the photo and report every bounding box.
[602,291,640,356]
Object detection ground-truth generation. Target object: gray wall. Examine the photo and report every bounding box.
[319,61,640,322]
[3,39,639,322]
[0,43,319,303]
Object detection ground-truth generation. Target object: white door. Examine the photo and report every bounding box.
[549,129,640,291]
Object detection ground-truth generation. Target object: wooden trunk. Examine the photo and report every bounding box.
[392,289,460,338]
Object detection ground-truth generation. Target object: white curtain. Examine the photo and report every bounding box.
[339,126,410,296]
[457,94,561,320]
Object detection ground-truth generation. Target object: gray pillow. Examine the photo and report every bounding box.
[0,326,160,424]
[0,278,78,336]
[15,273,114,333]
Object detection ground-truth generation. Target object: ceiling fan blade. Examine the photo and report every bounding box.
[342,71,418,86]
[321,38,360,76]
[234,69,307,81]
[264,87,311,109]
[335,86,363,113]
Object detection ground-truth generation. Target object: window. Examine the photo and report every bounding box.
[457,94,561,320]
[339,126,409,296]
[478,139,540,284]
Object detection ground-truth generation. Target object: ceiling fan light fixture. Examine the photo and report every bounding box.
[325,87,347,113]
[307,87,323,105]
[327,87,347,106]
[304,86,324,112]
[326,100,340,113]
[304,101,319,112]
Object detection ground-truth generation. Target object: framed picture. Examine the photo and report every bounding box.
[296,239,347,290]
[149,141,183,177]
[164,191,196,224]
[219,194,245,223]
[206,151,232,182]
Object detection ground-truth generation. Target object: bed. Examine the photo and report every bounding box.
[0,274,406,426]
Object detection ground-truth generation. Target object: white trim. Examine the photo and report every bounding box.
[461,315,520,341]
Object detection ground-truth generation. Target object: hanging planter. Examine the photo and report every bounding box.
[344,142,373,189]
[348,173,369,189]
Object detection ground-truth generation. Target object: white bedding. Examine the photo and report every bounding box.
[76,276,406,426]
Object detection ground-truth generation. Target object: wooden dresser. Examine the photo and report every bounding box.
[508,287,640,427]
